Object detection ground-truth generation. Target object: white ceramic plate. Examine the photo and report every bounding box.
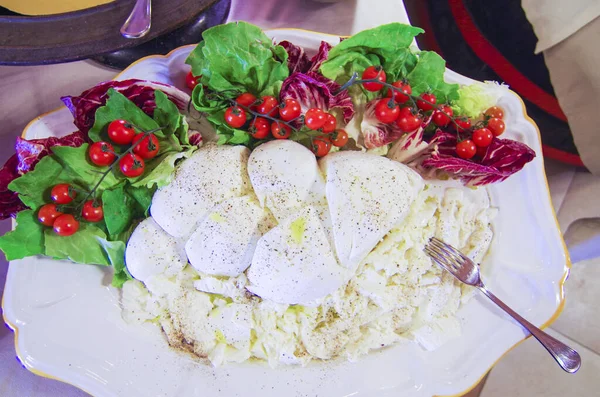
[2,29,570,397]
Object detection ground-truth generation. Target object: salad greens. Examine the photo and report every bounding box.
[0,88,194,287]
[186,22,289,97]
[320,23,423,83]
[0,210,44,260]
[320,23,458,104]
[451,83,498,119]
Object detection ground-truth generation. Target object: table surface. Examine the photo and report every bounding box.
[1,0,599,396]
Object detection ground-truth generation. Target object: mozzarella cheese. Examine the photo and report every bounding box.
[122,143,497,368]
[185,196,273,277]
[319,151,424,270]
[247,140,326,222]
[151,144,252,239]
[246,206,348,305]
[125,217,187,283]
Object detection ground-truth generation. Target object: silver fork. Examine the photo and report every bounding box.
[425,237,581,373]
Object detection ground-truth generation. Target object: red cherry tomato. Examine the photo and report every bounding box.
[185,71,201,90]
[108,119,136,145]
[236,92,257,108]
[53,214,80,236]
[456,140,477,159]
[331,129,349,147]
[119,153,145,178]
[386,81,412,104]
[321,113,337,133]
[132,133,160,159]
[51,183,76,204]
[88,141,116,166]
[256,96,279,117]
[472,128,494,148]
[362,66,387,91]
[311,139,332,157]
[396,107,422,132]
[224,106,247,129]
[487,117,506,136]
[250,118,271,139]
[375,99,400,123]
[454,117,472,132]
[82,200,104,222]
[304,108,327,130]
[271,122,292,139]
[416,93,436,111]
[485,106,504,119]
[279,99,302,121]
[432,105,453,127]
[38,203,63,227]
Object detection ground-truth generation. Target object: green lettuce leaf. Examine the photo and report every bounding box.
[126,185,155,217]
[102,185,136,236]
[130,149,195,188]
[44,223,124,267]
[8,145,119,210]
[8,156,67,209]
[89,89,159,143]
[112,258,133,288]
[52,145,120,188]
[153,90,185,138]
[0,210,45,260]
[405,51,459,104]
[185,21,289,97]
[451,83,497,119]
[190,84,229,115]
[320,23,423,83]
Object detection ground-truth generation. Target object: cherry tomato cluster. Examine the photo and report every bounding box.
[224,93,297,139]
[222,92,349,157]
[360,66,507,161]
[303,107,348,157]
[454,107,506,160]
[37,184,104,236]
[89,119,160,178]
[362,66,434,133]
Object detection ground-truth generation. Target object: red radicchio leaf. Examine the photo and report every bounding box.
[278,41,311,74]
[0,155,26,219]
[61,79,190,134]
[386,116,448,162]
[421,135,536,186]
[307,41,332,74]
[278,40,333,74]
[0,131,86,219]
[15,131,86,174]
[279,72,354,123]
[188,130,203,146]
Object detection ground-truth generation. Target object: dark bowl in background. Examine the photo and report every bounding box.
[0,0,231,69]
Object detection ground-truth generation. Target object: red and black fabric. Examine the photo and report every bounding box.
[405,0,584,167]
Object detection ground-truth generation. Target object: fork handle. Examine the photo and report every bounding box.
[478,285,581,373]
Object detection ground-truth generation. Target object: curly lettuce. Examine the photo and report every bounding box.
[186,22,289,98]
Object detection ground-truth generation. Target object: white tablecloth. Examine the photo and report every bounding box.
[0,0,598,395]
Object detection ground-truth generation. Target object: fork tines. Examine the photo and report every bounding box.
[424,242,458,274]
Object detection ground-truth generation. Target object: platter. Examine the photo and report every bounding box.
[1,28,570,397]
